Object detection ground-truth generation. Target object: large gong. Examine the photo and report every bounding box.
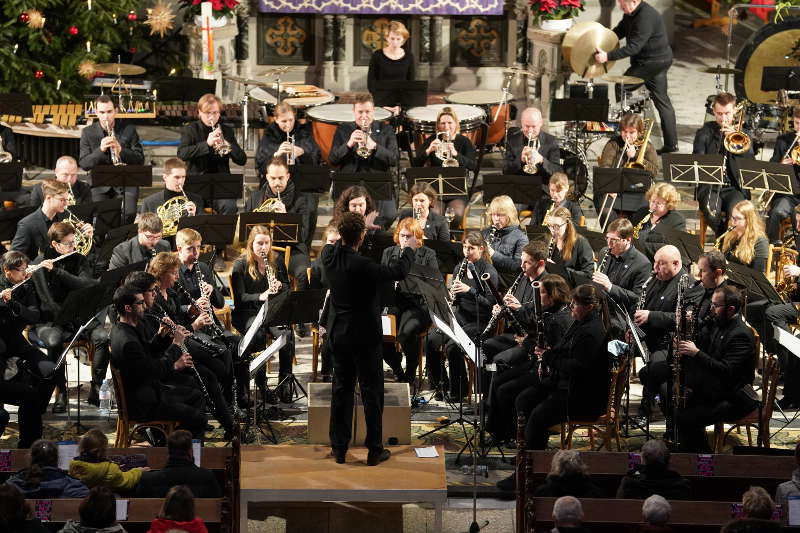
[734,17,800,104]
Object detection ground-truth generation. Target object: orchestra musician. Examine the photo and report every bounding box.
[230,225,295,403]
[244,157,312,290]
[79,95,143,222]
[380,218,439,383]
[427,231,498,402]
[255,102,321,181]
[140,158,201,217]
[29,156,92,207]
[685,250,730,326]
[412,106,477,170]
[629,182,687,261]
[331,185,391,245]
[322,212,415,466]
[486,273,573,447]
[504,107,562,178]
[12,180,73,261]
[367,20,415,116]
[395,182,450,242]
[593,0,678,154]
[545,207,594,285]
[482,195,529,277]
[766,106,800,244]
[108,213,171,270]
[531,173,582,227]
[675,285,758,453]
[694,92,754,237]
[717,200,768,273]
[110,284,207,439]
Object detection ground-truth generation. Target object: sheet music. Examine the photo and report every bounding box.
[249,333,288,375]
[239,300,267,359]
[775,325,800,359]
[432,312,476,364]
[382,315,392,336]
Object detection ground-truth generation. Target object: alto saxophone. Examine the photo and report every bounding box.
[713,226,734,251]
[632,211,652,239]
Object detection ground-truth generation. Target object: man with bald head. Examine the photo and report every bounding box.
[30,156,93,206]
[504,107,562,178]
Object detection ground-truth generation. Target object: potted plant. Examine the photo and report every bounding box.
[530,0,585,31]
[180,0,239,27]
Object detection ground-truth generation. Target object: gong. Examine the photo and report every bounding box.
[734,17,800,104]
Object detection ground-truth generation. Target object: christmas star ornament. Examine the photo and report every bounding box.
[25,9,45,29]
[144,2,175,38]
[78,60,97,79]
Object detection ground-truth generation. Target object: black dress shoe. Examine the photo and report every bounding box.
[657,145,679,155]
[86,383,100,407]
[331,448,346,464]
[52,389,67,414]
[367,448,391,466]
[496,472,516,492]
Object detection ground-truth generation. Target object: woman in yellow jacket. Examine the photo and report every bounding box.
[68,429,148,492]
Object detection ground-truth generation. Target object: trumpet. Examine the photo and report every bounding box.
[356,117,372,159]
[435,131,458,167]
[522,134,540,174]
[782,133,800,165]
[212,123,232,156]
[101,119,123,166]
[286,131,296,166]
[723,102,751,154]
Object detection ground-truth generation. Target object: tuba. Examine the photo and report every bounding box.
[723,102,752,154]
[157,185,190,237]
[522,134,539,174]
[624,119,654,170]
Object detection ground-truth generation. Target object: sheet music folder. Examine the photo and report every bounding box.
[290,165,332,194]
[90,165,153,188]
[184,173,242,200]
[483,174,544,205]
[737,159,796,195]
[372,80,428,108]
[237,212,301,244]
[331,172,394,201]
[404,167,468,197]
[178,214,237,247]
[662,154,725,186]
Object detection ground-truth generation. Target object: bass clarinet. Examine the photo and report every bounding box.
[672,273,695,411]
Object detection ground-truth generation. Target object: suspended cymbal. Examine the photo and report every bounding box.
[562,22,604,65]
[570,26,619,79]
[503,66,536,77]
[263,66,299,77]
[602,75,645,85]
[94,63,146,76]
[698,66,742,75]
[224,75,270,87]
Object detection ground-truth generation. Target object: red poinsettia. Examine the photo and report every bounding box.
[530,0,585,21]
[180,0,239,18]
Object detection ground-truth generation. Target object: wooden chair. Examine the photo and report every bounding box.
[110,366,178,448]
[561,355,630,451]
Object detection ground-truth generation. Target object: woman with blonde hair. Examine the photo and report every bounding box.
[482,195,529,276]
[367,20,415,116]
[719,200,768,273]
[532,172,582,227]
[395,182,450,241]
[381,218,440,382]
[545,207,594,283]
[230,226,295,402]
[629,182,687,261]
[412,107,477,170]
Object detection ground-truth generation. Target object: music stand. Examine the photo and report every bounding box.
[372,80,428,109]
[550,98,609,123]
[423,239,464,277]
[483,174,544,205]
[153,77,216,103]
[662,153,725,187]
[0,205,36,241]
[726,262,782,306]
[0,163,23,191]
[177,214,237,248]
[645,226,703,266]
[576,226,608,251]
[404,168,468,199]
[290,165,332,194]
[593,167,654,232]
[90,165,153,220]
[237,212,301,245]
[0,93,33,119]
[331,172,395,202]
[99,261,148,286]
[738,159,796,209]
[184,173,243,202]
[545,262,577,287]
[91,198,123,242]
[761,67,800,92]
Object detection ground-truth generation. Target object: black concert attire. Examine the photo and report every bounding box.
[427,259,498,400]
[395,208,450,241]
[685,279,729,327]
[29,181,92,207]
[109,321,207,439]
[412,133,477,170]
[255,121,321,180]
[367,49,415,94]
[482,272,541,371]
[549,236,595,285]
[108,235,171,270]
[629,207,687,262]
[615,463,691,500]
[329,120,399,230]
[723,235,769,273]
[380,245,438,382]
[481,225,529,277]
[675,313,758,452]
[607,1,678,151]
[767,133,800,243]
[321,241,413,455]
[11,209,68,261]
[135,451,222,498]
[78,120,143,222]
[531,197,583,227]
[516,309,610,449]
[594,137,658,218]
[309,254,334,379]
[0,125,18,160]
[694,121,755,236]
[177,120,247,216]
[597,244,653,338]
[503,129,562,178]
[139,188,205,215]
[244,180,312,290]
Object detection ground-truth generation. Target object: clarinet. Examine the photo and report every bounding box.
[596,249,610,273]
[176,281,226,339]
[479,272,526,337]
[153,301,223,356]
[547,239,556,262]
[481,271,524,338]
[447,258,468,305]
[633,273,655,361]
[192,261,227,338]
[533,280,548,378]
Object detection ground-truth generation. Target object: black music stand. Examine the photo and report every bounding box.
[100,261,148,286]
[404,167,468,198]
[90,198,123,242]
[483,174,544,205]
[358,230,395,264]
[90,165,152,221]
[177,214,237,248]
[423,239,464,277]
[184,173,243,202]
[761,67,800,92]
[154,77,217,103]
[0,205,36,241]
[237,212,301,245]
[290,165,332,194]
[545,262,576,287]
[576,226,608,251]
[738,159,796,208]
[726,263,782,306]
[96,224,137,273]
[0,93,33,119]
[372,80,428,109]
[0,163,24,191]
[644,226,703,266]
[331,172,395,202]
[593,167,653,231]
[550,98,609,123]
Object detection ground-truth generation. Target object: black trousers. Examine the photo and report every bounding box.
[382,305,430,380]
[32,323,70,392]
[638,348,670,408]
[186,335,233,398]
[0,376,45,448]
[487,361,538,442]
[618,60,678,149]
[155,383,208,440]
[233,314,295,378]
[165,366,233,433]
[675,394,756,453]
[765,302,800,400]
[92,186,139,223]
[484,334,529,371]
[515,386,569,449]
[697,185,747,237]
[767,196,799,243]
[329,340,384,453]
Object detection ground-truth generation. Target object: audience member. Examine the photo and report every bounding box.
[720,519,781,533]
[0,484,49,533]
[721,487,782,533]
[69,428,147,492]
[136,430,221,498]
[775,440,800,524]
[534,450,601,498]
[616,440,690,500]
[147,485,208,533]
[5,440,88,498]
[638,494,672,533]
[58,486,127,533]
[549,495,590,533]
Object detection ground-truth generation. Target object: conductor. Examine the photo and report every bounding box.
[321,212,415,465]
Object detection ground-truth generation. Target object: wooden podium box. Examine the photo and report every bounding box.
[307,382,411,445]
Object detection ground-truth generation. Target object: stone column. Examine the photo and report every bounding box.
[417,16,432,87]
[335,15,351,91]
[234,3,250,102]
[527,25,570,127]
[430,16,444,91]
[322,15,336,89]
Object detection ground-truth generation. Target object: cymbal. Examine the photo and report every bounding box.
[698,66,741,75]
[94,63,146,76]
[570,26,619,80]
[602,75,645,85]
[224,75,270,87]
[263,66,298,77]
[503,66,536,77]
[562,22,604,65]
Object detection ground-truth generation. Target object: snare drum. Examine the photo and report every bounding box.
[446,90,510,145]
[306,104,392,164]
[404,104,486,148]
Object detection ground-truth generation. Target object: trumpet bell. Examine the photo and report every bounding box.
[724,131,752,154]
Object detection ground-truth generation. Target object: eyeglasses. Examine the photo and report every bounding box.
[730,215,745,222]
[547,223,566,230]
[605,236,623,244]
[710,302,726,308]
[132,300,146,307]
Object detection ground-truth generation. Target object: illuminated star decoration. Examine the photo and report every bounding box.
[78,60,97,79]
[144,2,176,38]
[26,9,46,29]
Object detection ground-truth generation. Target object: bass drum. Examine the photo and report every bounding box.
[561,148,588,199]
[734,18,800,104]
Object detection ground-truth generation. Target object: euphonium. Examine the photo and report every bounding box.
[723,102,752,155]
[632,211,652,239]
[624,119,654,170]
[356,117,372,159]
[101,119,124,166]
[522,134,539,174]
[213,123,232,156]
[447,258,468,305]
[157,184,190,237]
[64,208,93,256]
[782,133,800,166]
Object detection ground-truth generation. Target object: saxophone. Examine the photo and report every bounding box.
[775,237,799,302]
[481,271,524,338]
[713,226,734,252]
[672,273,694,410]
[541,200,555,227]
[632,211,652,240]
[447,258,468,305]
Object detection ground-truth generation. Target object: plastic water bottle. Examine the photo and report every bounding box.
[99,379,112,416]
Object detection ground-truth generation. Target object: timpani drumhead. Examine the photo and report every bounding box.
[306,104,391,124]
[445,90,506,106]
[248,87,276,104]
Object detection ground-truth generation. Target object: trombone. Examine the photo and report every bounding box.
[723,102,751,154]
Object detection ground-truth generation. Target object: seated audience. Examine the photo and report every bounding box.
[5,440,88,498]
[721,487,781,533]
[136,430,222,498]
[616,439,690,500]
[638,494,672,533]
[0,484,49,533]
[58,486,126,533]
[69,428,147,492]
[534,450,601,498]
[550,495,589,533]
[775,441,800,524]
[147,485,208,533]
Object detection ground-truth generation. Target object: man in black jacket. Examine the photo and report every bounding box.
[79,95,143,222]
[766,107,800,244]
[139,158,202,218]
[12,179,72,261]
[29,156,93,207]
[255,101,321,181]
[676,285,758,452]
[322,212,414,465]
[108,213,171,270]
[136,429,221,498]
[616,439,690,500]
[504,107,562,179]
[594,0,678,153]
